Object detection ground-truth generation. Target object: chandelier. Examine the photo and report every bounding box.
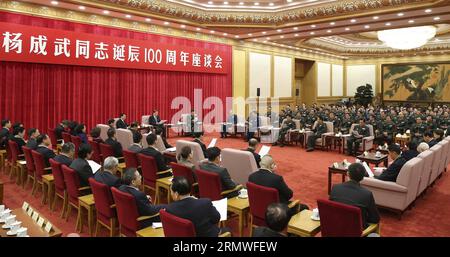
[377,26,437,50]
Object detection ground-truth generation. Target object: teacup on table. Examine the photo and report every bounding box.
[16,227,28,237]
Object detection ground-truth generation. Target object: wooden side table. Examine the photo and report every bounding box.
[155,176,173,204]
[78,194,95,236]
[136,226,165,237]
[0,207,62,237]
[357,153,388,167]
[117,163,126,177]
[287,210,321,237]
[328,163,348,195]
[17,160,27,188]
[227,197,249,237]
[42,174,54,206]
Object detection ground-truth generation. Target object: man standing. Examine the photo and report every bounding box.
[346,119,370,156]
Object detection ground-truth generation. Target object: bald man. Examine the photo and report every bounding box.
[245,138,261,168]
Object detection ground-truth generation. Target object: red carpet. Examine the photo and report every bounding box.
[2,133,450,237]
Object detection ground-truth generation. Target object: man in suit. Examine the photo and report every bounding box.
[139,133,172,176]
[10,127,26,154]
[167,176,224,237]
[105,128,123,158]
[221,111,237,138]
[128,132,143,153]
[115,113,128,129]
[193,132,208,158]
[252,203,290,237]
[376,144,407,182]
[95,156,121,188]
[54,120,69,141]
[53,142,75,167]
[346,118,370,156]
[330,163,380,229]
[69,143,94,187]
[35,134,56,167]
[402,141,419,162]
[149,109,168,138]
[273,115,296,147]
[119,168,166,228]
[245,138,261,168]
[306,116,328,152]
[199,147,240,198]
[0,119,11,149]
[423,131,437,148]
[25,128,40,150]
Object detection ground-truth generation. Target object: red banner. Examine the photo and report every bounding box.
[0,22,229,74]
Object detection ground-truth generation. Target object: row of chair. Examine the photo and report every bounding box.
[361,136,450,217]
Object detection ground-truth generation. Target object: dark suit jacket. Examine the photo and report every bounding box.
[193,138,208,158]
[119,185,166,217]
[94,170,122,188]
[55,124,65,140]
[116,119,128,129]
[53,154,73,167]
[0,128,10,149]
[35,146,56,167]
[330,180,380,228]
[428,139,438,148]
[377,156,407,182]
[402,150,418,162]
[248,169,293,204]
[105,138,123,157]
[199,162,237,196]
[128,144,143,153]
[69,158,94,187]
[149,115,161,126]
[139,147,170,172]
[26,138,38,150]
[11,137,26,154]
[77,133,88,144]
[245,147,261,168]
[252,227,285,237]
[166,197,220,237]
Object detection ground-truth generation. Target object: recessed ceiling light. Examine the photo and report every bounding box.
[408,20,415,23]
[223,1,228,4]
[310,32,315,35]
[350,19,357,23]
[293,27,298,30]
[145,18,151,22]
[78,6,85,10]
[330,22,335,25]
[345,27,350,31]
[373,16,379,20]
[223,33,228,36]
[103,10,110,14]
[50,1,58,5]
[210,30,215,33]
[235,35,240,38]
[434,16,441,20]
[294,34,299,37]
[254,2,259,5]
[239,2,244,5]
[280,36,284,38]
[208,1,213,4]
[311,25,316,28]
[180,24,186,28]
[262,31,267,34]
[164,21,170,25]
[253,39,258,41]
[425,9,432,13]
[287,0,293,2]
[385,22,391,26]
[327,30,332,33]
[269,3,274,6]
[364,25,370,29]
[266,37,271,40]
[196,28,201,31]
[277,29,282,32]
[248,33,252,36]
[397,13,404,16]
[125,14,132,18]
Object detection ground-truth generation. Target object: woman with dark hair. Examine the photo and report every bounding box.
[90,127,103,143]
[11,126,26,154]
[69,143,94,187]
[75,123,88,143]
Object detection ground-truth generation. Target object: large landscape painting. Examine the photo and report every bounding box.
[382,63,450,102]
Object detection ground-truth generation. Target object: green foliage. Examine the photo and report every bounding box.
[354,84,373,107]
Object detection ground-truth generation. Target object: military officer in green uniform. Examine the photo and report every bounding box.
[346,119,371,156]
[306,116,328,152]
[273,115,296,147]
[411,117,428,143]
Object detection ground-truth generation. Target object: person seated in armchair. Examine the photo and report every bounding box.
[306,116,328,152]
[346,119,370,156]
[273,115,295,147]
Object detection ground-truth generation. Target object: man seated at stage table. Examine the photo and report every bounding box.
[346,118,370,156]
[10,127,26,154]
[129,121,140,141]
[252,203,290,237]
[376,144,407,182]
[149,109,168,137]
[401,141,419,162]
[69,143,94,187]
[220,110,237,138]
[90,127,103,143]
[116,113,128,129]
[95,156,122,188]
[25,128,40,150]
[199,147,240,198]
[246,110,259,142]
[35,134,56,167]
[166,176,224,237]
[187,109,201,136]
[273,115,296,147]
[248,155,306,214]
[193,132,208,158]
[245,138,261,168]
[54,142,75,167]
[306,116,328,152]
[119,168,166,228]
[139,133,172,177]
[128,132,143,153]
[105,128,123,158]
[107,119,115,128]
[423,131,437,148]
[330,163,380,229]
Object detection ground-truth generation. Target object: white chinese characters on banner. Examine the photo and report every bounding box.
[29,35,47,55]
[113,44,125,61]
[54,38,70,57]
[204,54,212,68]
[94,42,109,60]
[2,32,22,54]
[166,50,177,66]
[192,53,201,67]
[76,40,90,59]
[180,51,189,66]
[128,45,140,62]
[215,55,223,69]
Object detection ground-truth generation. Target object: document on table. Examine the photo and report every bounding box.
[165,147,176,152]
[88,160,102,174]
[258,145,271,157]
[208,138,217,148]
[212,198,228,221]
[362,162,374,178]
[152,222,163,229]
[159,120,167,124]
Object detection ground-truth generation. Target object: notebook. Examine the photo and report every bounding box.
[258,145,271,157]
[362,161,374,178]
[212,198,228,221]
[87,160,102,174]
[208,138,217,148]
